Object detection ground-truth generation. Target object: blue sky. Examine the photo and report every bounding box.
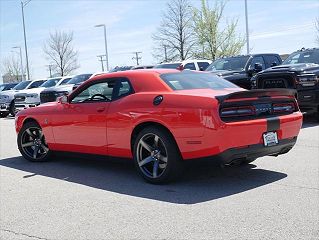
[0,0,318,82]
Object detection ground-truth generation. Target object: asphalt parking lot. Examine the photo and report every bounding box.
[0,116,318,240]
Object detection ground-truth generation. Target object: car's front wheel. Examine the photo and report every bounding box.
[17,121,51,162]
[133,126,182,184]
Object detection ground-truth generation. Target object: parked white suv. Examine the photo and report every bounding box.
[14,76,73,112]
[154,60,212,71]
[0,79,46,117]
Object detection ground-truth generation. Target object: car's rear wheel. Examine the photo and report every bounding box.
[133,126,182,184]
[0,112,9,118]
[17,121,51,162]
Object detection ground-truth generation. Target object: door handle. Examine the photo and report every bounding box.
[96,107,105,112]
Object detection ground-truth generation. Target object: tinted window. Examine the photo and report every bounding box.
[154,63,181,69]
[198,62,210,70]
[13,81,31,90]
[28,80,46,89]
[113,79,133,99]
[160,72,239,90]
[71,81,115,103]
[184,63,196,70]
[60,78,72,85]
[265,55,281,67]
[283,50,319,64]
[206,56,249,71]
[68,74,92,84]
[250,56,266,69]
[40,78,61,88]
[109,66,133,72]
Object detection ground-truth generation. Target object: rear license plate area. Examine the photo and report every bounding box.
[263,131,278,147]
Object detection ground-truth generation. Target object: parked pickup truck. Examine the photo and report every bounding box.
[252,48,319,120]
[205,53,282,89]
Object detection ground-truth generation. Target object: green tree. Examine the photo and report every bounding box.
[193,0,245,60]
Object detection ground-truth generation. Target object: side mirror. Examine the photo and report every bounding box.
[254,63,263,73]
[271,62,277,67]
[199,67,205,71]
[58,95,68,104]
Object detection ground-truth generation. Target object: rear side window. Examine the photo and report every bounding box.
[160,72,239,90]
[265,55,281,67]
[198,62,210,70]
[184,63,196,70]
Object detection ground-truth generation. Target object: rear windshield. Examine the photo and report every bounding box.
[154,63,181,69]
[13,81,31,90]
[68,74,92,84]
[160,72,238,90]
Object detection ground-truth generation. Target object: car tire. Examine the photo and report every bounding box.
[133,126,183,184]
[241,158,257,165]
[9,101,16,117]
[0,112,9,118]
[17,121,52,162]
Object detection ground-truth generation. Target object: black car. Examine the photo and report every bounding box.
[0,82,19,92]
[205,54,282,89]
[253,48,319,119]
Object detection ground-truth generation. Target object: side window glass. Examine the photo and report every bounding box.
[114,79,133,99]
[265,56,281,67]
[250,57,266,69]
[71,81,115,103]
[184,63,196,70]
[29,80,45,89]
[198,62,210,70]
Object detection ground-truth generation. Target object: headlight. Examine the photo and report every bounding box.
[0,95,9,103]
[297,74,318,86]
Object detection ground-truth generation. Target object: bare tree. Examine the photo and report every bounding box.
[152,0,195,62]
[193,0,245,60]
[1,54,25,81]
[43,31,79,76]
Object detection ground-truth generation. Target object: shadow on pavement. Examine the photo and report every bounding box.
[302,115,318,129]
[0,155,287,204]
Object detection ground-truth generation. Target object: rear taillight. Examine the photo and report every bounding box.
[220,106,256,118]
[272,103,295,113]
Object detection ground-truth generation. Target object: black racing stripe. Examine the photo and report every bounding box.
[267,117,280,132]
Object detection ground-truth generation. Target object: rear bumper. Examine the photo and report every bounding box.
[213,137,297,165]
[177,112,303,160]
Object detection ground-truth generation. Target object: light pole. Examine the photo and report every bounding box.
[12,46,24,81]
[21,0,31,80]
[94,24,109,71]
[245,0,250,54]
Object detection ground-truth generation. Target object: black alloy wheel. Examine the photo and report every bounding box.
[17,122,51,162]
[133,126,182,184]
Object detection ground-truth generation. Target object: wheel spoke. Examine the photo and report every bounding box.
[153,161,159,178]
[159,154,167,163]
[22,142,34,148]
[40,144,49,153]
[140,140,153,152]
[38,130,44,139]
[154,135,159,147]
[138,156,154,167]
[26,129,35,139]
[33,146,39,159]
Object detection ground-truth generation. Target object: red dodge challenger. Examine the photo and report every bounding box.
[15,69,303,183]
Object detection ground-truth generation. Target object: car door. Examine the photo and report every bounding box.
[51,79,117,155]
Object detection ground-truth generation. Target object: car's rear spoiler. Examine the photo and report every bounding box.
[215,89,297,103]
